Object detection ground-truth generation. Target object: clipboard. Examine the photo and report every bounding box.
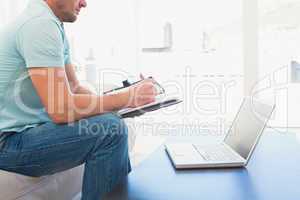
[117,97,182,118]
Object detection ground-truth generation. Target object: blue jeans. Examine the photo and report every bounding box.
[0,113,131,200]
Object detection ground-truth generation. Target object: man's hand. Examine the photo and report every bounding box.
[127,78,158,108]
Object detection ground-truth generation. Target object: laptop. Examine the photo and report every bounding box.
[165,97,275,169]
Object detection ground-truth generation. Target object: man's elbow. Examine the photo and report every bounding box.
[46,95,76,124]
[48,114,66,124]
[48,113,74,124]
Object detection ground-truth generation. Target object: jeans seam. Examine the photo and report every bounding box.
[1,163,41,169]
[107,149,113,192]
[0,134,101,154]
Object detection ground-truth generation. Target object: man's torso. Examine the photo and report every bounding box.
[0,0,71,135]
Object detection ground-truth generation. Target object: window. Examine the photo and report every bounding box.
[258,0,300,128]
[135,0,245,132]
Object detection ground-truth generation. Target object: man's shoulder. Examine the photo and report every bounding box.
[13,16,64,46]
[1,13,59,38]
[18,16,62,34]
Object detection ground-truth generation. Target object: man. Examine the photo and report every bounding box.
[0,0,157,199]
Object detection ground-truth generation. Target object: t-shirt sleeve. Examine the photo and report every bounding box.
[16,19,65,68]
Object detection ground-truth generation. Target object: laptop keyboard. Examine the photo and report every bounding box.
[193,144,241,161]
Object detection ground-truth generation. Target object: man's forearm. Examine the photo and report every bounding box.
[51,90,130,124]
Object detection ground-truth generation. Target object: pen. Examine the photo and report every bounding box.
[103,74,153,94]
[103,78,164,95]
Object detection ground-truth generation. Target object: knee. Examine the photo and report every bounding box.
[97,113,129,149]
[103,113,128,142]
[79,113,128,144]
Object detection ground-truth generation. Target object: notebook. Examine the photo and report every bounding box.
[117,97,182,118]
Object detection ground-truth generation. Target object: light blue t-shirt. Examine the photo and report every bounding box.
[0,0,71,137]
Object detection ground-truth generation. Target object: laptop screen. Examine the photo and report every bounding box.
[224,98,274,159]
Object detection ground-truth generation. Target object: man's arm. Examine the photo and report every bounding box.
[29,67,157,124]
[65,63,94,94]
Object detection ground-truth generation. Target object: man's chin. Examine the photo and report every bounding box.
[63,14,77,23]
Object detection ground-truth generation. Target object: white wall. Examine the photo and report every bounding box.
[0,0,28,27]
[256,0,300,127]
[134,0,244,131]
[64,0,138,84]
[4,0,300,129]
[243,0,258,96]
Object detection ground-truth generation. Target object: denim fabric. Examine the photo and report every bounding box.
[0,113,131,200]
